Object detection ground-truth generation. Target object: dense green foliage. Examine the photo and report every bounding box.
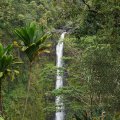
[0,43,20,115]
[0,0,120,120]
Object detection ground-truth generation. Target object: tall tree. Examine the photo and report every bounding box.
[15,21,51,119]
[0,43,19,115]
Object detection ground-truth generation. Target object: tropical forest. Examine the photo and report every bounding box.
[0,0,120,120]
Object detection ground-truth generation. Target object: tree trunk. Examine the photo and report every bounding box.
[22,63,32,120]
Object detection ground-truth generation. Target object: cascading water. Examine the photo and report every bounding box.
[55,32,66,120]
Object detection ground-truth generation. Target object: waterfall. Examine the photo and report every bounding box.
[55,32,66,120]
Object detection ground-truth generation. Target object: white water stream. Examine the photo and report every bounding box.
[55,32,66,120]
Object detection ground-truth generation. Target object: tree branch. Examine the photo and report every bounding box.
[81,0,91,9]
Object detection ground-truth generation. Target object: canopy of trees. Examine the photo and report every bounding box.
[0,0,120,120]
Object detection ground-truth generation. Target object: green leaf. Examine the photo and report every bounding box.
[4,44,13,54]
[0,116,4,120]
[12,61,23,64]
[15,22,51,62]
[14,70,19,74]
[0,43,4,57]
[6,69,11,72]
[0,72,3,78]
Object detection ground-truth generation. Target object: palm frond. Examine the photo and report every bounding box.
[15,22,51,62]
